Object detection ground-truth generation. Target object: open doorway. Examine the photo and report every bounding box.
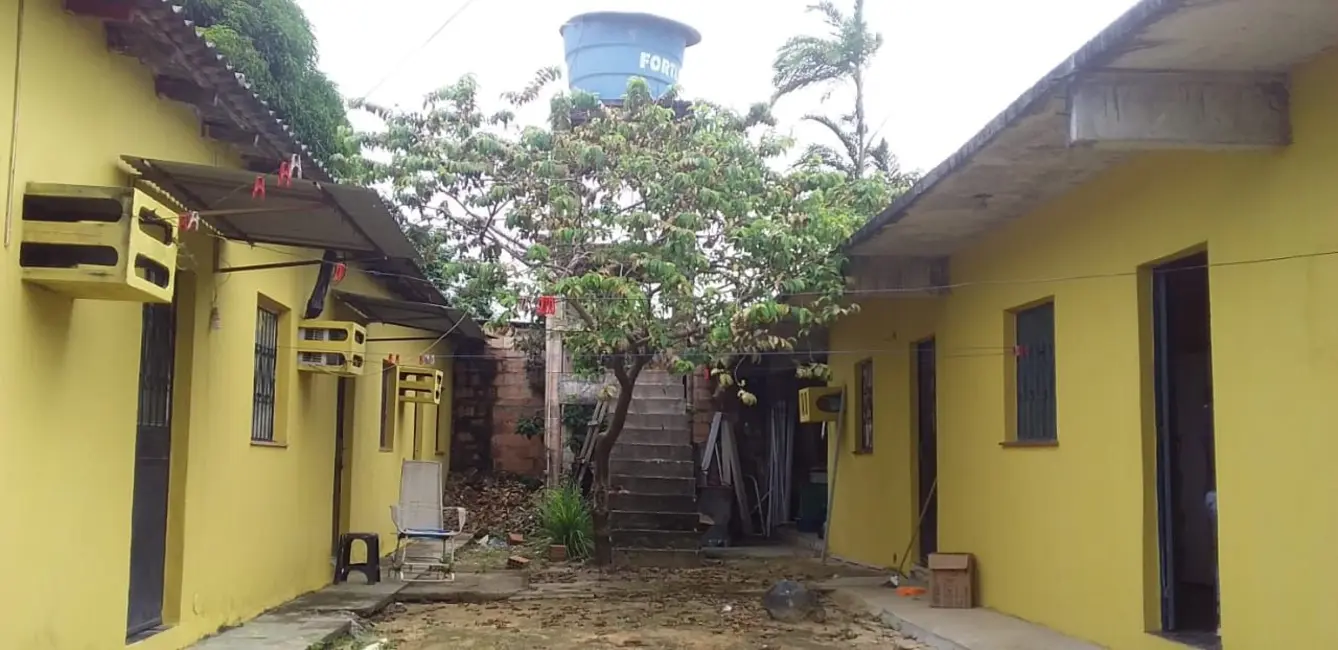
[915,339,938,565]
[1152,251,1219,646]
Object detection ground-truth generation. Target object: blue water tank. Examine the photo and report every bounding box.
[560,11,702,103]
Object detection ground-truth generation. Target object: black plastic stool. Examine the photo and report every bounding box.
[335,532,380,584]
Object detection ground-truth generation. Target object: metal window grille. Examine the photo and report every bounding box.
[379,364,395,449]
[1015,302,1057,441]
[857,358,874,453]
[251,306,280,442]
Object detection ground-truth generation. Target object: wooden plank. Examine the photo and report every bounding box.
[66,0,134,21]
[722,422,753,536]
[155,75,218,108]
[701,412,723,472]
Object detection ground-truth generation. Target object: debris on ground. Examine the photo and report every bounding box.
[507,533,524,545]
[762,579,823,623]
[506,555,530,569]
[366,558,917,649]
[444,469,541,538]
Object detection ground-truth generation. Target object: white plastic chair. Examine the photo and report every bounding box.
[390,460,467,582]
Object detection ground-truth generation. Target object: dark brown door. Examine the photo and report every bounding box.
[126,293,176,637]
[916,339,938,564]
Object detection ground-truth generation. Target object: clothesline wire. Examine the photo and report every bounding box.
[253,343,1011,363]
[180,221,1338,304]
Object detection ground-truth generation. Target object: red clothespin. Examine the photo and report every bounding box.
[251,175,266,199]
[537,295,557,316]
[178,211,200,232]
[289,154,303,181]
[277,161,293,188]
[387,353,400,365]
[331,261,347,284]
[1014,345,1028,358]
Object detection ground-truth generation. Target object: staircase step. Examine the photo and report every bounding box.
[611,475,695,496]
[611,510,700,531]
[611,442,693,461]
[618,426,691,446]
[622,413,691,430]
[628,396,687,415]
[612,529,700,550]
[631,382,687,400]
[611,458,694,478]
[610,492,696,513]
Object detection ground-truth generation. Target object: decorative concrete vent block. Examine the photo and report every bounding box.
[296,321,367,376]
[396,365,444,405]
[797,386,842,423]
[20,183,178,303]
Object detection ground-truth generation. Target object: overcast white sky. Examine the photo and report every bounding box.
[297,0,1138,174]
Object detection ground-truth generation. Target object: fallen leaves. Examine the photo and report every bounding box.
[444,469,541,538]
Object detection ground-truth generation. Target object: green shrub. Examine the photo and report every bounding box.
[535,483,594,560]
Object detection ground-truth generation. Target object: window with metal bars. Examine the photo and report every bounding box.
[856,358,874,453]
[1014,301,1057,442]
[251,306,280,442]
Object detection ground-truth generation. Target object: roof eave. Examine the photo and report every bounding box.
[843,0,1187,255]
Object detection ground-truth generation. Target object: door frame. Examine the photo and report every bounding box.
[1152,265,1179,630]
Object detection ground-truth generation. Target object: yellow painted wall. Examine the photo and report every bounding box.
[0,2,457,648]
[828,46,1338,650]
[825,298,938,570]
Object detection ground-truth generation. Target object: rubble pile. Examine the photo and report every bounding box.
[444,469,541,537]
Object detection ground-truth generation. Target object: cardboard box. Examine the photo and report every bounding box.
[928,553,975,609]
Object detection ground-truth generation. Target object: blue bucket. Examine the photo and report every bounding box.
[560,11,702,103]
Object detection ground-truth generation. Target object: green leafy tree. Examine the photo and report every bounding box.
[182,0,354,171]
[348,72,880,563]
[773,0,910,185]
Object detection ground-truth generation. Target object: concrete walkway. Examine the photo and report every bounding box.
[191,581,403,650]
[191,539,472,649]
[832,586,1105,650]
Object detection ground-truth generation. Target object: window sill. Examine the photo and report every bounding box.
[999,440,1058,449]
[379,447,396,453]
[251,440,288,449]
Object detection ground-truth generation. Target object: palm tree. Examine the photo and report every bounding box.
[772,0,904,181]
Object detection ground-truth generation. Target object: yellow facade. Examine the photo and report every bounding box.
[827,44,1338,650]
[0,2,457,648]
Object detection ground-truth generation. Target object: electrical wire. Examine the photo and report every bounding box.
[356,0,480,102]
[174,167,1338,318]
[180,220,1338,305]
[256,343,1010,363]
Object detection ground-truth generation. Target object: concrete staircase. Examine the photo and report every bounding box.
[609,370,699,565]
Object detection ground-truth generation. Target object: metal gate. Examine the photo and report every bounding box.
[126,291,176,637]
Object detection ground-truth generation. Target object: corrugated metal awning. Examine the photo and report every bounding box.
[334,290,485,340]
[122,156,419,258]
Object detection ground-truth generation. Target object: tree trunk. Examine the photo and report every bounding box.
[852,0,869,178]
[590,360,646,566]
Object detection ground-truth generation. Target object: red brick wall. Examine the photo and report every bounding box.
[488,333,546,477]
[689,373,717,444]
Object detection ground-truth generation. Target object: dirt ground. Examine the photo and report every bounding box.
[356,557,925,650]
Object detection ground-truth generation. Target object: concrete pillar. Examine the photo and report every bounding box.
[543,300,564,487]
